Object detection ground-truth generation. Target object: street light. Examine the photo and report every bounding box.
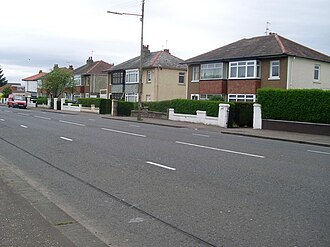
[107,0,145,121]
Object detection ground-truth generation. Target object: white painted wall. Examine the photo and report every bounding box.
[287,56,330,89]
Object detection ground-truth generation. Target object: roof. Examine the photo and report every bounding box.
[185,34,330,64]
[74,59,113,76]
[22,71,47,81]
[108,49,187,72]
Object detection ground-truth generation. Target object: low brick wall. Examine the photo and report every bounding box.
[131,109,168,120]
[262,119,330,136]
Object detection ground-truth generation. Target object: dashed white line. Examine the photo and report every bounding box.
[130,124,141,128]
[0,119,4,122]
[307,150,330,155]
[192,133,210,137]
[20,125,28,128]
[175,141,265,159]
[59,120,86,127]
[146,161,176,171]
[18,113,30,116]
[34,115,51,120]
[101,128,146,137]
[60,136,73,142]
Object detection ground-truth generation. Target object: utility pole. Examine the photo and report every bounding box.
[107,0,145,121]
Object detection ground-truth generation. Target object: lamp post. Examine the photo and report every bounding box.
[107,0,145,121]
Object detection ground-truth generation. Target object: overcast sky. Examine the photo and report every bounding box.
[1,0,329,83]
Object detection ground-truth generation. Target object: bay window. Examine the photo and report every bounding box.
[201,63,223,79]
[125,69,139,84]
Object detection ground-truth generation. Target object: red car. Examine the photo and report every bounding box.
[7,94,27,109]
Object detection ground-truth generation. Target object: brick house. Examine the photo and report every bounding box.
[73,57,113,100]
[185,33,330,102]
[22,70,47,98]
[106,45,187,102]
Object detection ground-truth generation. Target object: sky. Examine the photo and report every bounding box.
[1,0,329,83]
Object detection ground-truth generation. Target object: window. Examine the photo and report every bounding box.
[112,72,124,85]
[191,94,199,100]
[125,93,138,102]
[125,69,139,84]
[270,60,280,79]
[229,60,260,79]
[228,94,256,102]
[314,64,320,81]
[192,66,200,81]
[179,72,185,84]
[146,94,151,101]
[201,63,223,79]
[147,71,152,83]
[74,75,82,86]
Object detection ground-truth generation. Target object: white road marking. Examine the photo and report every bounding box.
[59,120,86,127]
[5,110,10,113]
[146,161,176,171]
[101,128,146,137]
[18,113,30,116]
[130,124,141,128]
[175,141,265,159]
[307,150,330,155]
[34,115,51,120]
[0,119,4,121]
[60,136,73,142]
[192,133,210,137]
[20,125,28,128]
[88,119,96,121]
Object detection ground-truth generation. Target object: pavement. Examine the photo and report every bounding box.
[1,106,329,247]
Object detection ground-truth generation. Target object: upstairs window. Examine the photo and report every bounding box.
[314,64,320,82]
[112,72,124,85]
[125,69,139,84]
[201,63,223,80]
[179,72,185,84]
[229,60,260,79]
[74,75,82,86]
[192,65,200,81]
[147,71,152,83]
[270,60,280,79]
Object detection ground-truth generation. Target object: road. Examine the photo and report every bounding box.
[0,106,329,247]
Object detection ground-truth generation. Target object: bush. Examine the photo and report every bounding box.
[77,98,102,107]
[37,97,48,105]
[228,102,253,127]
[258,88,330,124]
[99,99,112,114]
[118,101,134,116]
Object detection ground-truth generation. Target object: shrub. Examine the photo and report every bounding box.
[99,99,112,114]
[77,98,102,107]
[37,97,48,105]
[258,88,330,124]
[117,101,134,116]
[228,102,253,127]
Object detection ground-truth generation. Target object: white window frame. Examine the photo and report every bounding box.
[269,60,280,79]
[191,94,199,100]
[192,65,200,82]
[228,94,256,102]
[125,69,139,84]
[229,60,260,79]
[147,71,152,83]
[74,75,82,86]
[201,63,223,80]
[125,93,138,102]
[313,64,320,82]
[178,72,185,84]
[85,93,90,98]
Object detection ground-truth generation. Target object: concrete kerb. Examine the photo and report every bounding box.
[0,156,108,247]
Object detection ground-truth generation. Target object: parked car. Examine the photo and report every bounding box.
[7,94,27,109]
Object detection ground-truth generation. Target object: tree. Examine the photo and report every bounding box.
[2,86,12,98]
[0,66,8,87]
[42,68,74,99]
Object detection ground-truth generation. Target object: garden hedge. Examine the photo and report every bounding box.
[117,101,134,116]
[37,97,48,105]
[257,88,330,124]
[99,99,112,114]
[77,98,103,107]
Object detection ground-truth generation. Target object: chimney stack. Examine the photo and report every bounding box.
[39,70,43,73]
[86,57,93,65]
[69,65,74,70]
[53,64,59,70]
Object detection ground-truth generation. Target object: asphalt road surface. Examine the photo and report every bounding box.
[0,106,329,247]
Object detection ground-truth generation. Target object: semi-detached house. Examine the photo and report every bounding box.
[185,33,330,102]
[106,45,187,102]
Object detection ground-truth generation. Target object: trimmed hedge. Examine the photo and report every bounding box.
[257,89,330,124]
[228,102,253,127]
[37,97,48,105]
[118,101,134,116]
[77,98,102,107]
[99,99,112,114]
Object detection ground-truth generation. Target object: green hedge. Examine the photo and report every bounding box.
[117,101,134,116]
[99,99,112,114]
[77,98,102,107]
[37,97,48,105]
[228,102,254,127]
[257,89,330,124]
